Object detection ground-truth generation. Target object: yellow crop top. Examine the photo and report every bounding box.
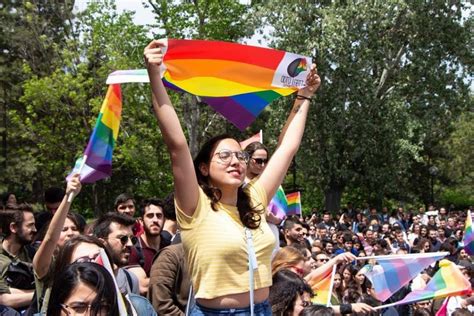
[175,181,275,299]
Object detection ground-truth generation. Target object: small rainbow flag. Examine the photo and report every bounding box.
[268,186,287,220]
[309,265,336,306]
[377,259,472,309]
[463,210,474,255]
[286,191,302,215]
[68,84,122,183]
[107,38,312,130]
[361,252,447,302]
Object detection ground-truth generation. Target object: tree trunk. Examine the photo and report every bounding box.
[183,95,200,158]
[324,185,344,213]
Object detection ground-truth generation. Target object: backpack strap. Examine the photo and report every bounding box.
[123,268,134,293]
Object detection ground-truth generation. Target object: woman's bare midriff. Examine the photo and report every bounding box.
[196,287,269,309]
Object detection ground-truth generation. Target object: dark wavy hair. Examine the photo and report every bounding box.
[269,269,313,315]
[47,263,119,316]
[193,134,264,229]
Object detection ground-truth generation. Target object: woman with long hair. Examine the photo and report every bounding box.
[46,263,119,316]
[144,39,320,315]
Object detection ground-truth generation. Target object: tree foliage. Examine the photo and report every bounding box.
[254,1,472,211]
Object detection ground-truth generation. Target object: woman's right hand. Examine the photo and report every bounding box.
[66,173,82,197]
[144,39,166,67]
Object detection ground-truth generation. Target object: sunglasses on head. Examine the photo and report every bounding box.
[73,252,101,264]
[251,158,268,165]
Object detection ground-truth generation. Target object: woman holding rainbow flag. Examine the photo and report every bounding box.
[144,39,320,315]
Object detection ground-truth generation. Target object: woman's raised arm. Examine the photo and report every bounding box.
[144,40,199,216]
[32,174,81,279]
[258,64,321,200]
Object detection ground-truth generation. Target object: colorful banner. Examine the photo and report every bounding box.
[309,265,336,306]
[68,84,122,183]
[361,252,447,302]
[268,186,288,220]
[463,210,474,255]
[376,259,472,310]
[286,191,301,215]
[107,38,312,130]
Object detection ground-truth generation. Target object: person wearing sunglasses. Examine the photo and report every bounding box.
[244,141,284,257]
[144,39,320,315]
[93,213,143,295]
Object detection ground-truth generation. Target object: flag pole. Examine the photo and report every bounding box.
[326,265,337,307]
[259,129,263,144]
[354,251,449,261]
[67,155,87,203]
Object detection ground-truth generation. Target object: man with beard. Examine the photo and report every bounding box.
[282,216,305,246]
[93,212,141,295]
[0,204,36,310]
[129,198,170,276]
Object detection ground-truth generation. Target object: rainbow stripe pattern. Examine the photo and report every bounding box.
[396,259,471,306]
[309,265,336,306]
[286,191,301,215]
[69,84,122,183]
[362,252,447,302]
[106,38,312,130]
[268,186,287,220]
[463,210,474,255]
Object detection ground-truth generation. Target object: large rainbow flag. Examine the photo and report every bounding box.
[309,265,336,306]
[286,191,302,215]
[107,38,312,130]
[376,259,472,310]
[68,84,122,183]
[361,252,447,302]
[463,210,474,255]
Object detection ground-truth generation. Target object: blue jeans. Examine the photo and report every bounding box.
[128,293,157,316]
[189,300,272,316]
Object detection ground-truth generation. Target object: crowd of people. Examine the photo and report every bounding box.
[0,40,473,316]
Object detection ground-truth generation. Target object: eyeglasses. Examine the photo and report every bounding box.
[73,252,100,264]
[317,258,329,262]
[60,302,109,315]
[251,158,268,165]
[214,150,249,163]
[106,235,138,246]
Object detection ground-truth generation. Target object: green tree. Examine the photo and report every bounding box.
[10,1,169,215]
[256,1,472,211]
[1,0,74,195]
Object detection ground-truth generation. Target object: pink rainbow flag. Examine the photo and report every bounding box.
[377,259,472,309]
[361,252,447,302]
[309,265,336,306]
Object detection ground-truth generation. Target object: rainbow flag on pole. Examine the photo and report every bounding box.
[106,38,311,130]
[68,84,122,183]
[360,252,448,302]
[268,186,288,220]
[376,259,472,310]
[286,192,302,215]
[309,265,336,306]
[463,210,474,255]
